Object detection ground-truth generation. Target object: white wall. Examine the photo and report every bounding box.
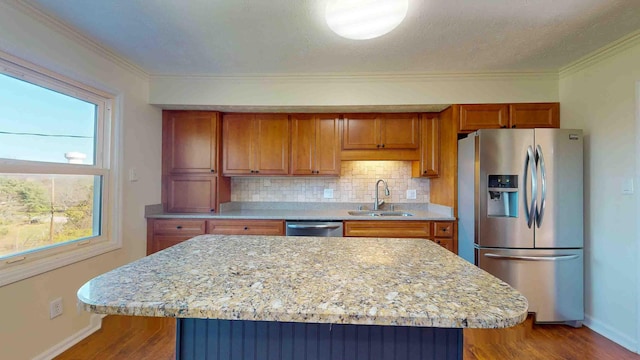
[0,2,162,359]
[559,37,640,351]
[150,73,559,107]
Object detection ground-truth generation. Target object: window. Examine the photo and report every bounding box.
[0,52,117,286]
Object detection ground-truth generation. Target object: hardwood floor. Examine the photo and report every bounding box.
[55,315,640,360]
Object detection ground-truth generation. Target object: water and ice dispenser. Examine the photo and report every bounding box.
[487,175,518,217]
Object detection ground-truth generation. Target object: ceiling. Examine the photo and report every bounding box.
[25,0,640,76]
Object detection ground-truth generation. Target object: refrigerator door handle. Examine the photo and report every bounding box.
[484,253,580,261]
[524,146,537,228]
[535,145,547,228]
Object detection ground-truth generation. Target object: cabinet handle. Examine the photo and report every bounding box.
[501,125,507,128]
[423,170,427,174]
[381,144,385,148]
[255,170,259,174]
[210,208,215,212]
[376,144,380,148]
[244,226,248,230]
[176,226,182,229]
[511,125,516,128]
[210,169,216,173]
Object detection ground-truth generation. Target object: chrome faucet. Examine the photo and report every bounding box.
[374,179,390,210]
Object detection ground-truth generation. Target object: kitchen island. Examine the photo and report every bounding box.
[78,235,527,360]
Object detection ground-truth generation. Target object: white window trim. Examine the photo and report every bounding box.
[0,50,121,287]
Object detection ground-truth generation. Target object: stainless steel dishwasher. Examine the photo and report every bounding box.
[285,221,343,237]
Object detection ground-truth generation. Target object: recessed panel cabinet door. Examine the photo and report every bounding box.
[222,114,254,175]
[255,114,289,175]
[459,104,509,131]
[315,115,341,175]
[164,111,218,174]
[510,103,560,128]
[290,115,316,175]
[343,114,379,149]
[166,175,217,213]
[379,113,419,149]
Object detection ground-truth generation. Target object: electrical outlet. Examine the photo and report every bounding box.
[406,189,417,200]
[50,297,63,319]
[323,189,334,199]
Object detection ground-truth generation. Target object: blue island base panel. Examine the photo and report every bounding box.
[176,318,462,360]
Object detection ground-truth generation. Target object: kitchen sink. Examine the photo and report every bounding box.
[347,211,413,217]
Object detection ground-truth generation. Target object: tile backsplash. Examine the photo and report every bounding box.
[231,161,429,203]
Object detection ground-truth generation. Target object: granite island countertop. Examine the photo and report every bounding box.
[78,235,527,329]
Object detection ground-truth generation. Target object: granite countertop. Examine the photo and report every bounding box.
[78,235,527,329]
[145,202,456,221]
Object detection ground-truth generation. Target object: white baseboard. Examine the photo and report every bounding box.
[33,314,105,360]
[584,314,638,353]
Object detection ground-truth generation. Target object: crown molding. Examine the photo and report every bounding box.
[10,0,149,80]
[150,70,558,83]
[559,29,640,78]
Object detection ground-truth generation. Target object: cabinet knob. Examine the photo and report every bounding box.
[381,144,385,148]
[244,226,248,230]
[511,125,516,128]
[210,169,216,173]
[423,170,427,174]
[210,208,215,212]
[501,125,507,128]
[176,226,182,229]
[255,170,259,174]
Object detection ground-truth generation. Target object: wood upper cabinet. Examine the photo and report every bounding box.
[509,103,560,128]
[459,103,560,132]
[343,113,419,150]
[165,175,217,213]
[290,114,340,176]
[459,104,509,132]
[163,111,219,174]
[222,113,289,176]
[412,113,440,178]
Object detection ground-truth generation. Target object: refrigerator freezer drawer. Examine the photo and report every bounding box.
[477,248,583,323]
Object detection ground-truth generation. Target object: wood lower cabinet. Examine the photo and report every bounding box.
[344,220,456,253]
[343,221,431,238]
[222,113,289,176]
[433,221,455,253]
[207,219,285,235]
[147,219,206,254]
[165,175,217,213]
[290,114,340,176]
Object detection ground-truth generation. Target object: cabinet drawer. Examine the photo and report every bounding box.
[432,238,453,252]
[433,222,453,238]
[343,221,431,238]
[153,220,206,235]
[207,220,285,235]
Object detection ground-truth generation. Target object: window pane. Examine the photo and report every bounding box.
[0,174,102,259]
[0,74,96,165]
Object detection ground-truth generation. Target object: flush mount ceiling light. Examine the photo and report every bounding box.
[325,0,409,40]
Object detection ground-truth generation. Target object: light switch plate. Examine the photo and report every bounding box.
[622,178,634,195]
[323,189,334,199]
[128,167,139,182]
[406,189,417,200]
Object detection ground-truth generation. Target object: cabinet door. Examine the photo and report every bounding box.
[254,114,289,175]
[290,114,316,175]
[207,219,285,235]
[164,111,218,174]
[343,221,431,238]
[459,104,509,132]
[418,115,439,177]
[509,103,560,128]
[343,114,379,149]
[222,114,254,175]
[166,175,217,213]
[380,113,419,149]
[315,115,341,175]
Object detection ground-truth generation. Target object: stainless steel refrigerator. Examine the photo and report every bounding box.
[458,129,583,326]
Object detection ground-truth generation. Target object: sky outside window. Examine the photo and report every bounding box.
[0,73,96,164]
